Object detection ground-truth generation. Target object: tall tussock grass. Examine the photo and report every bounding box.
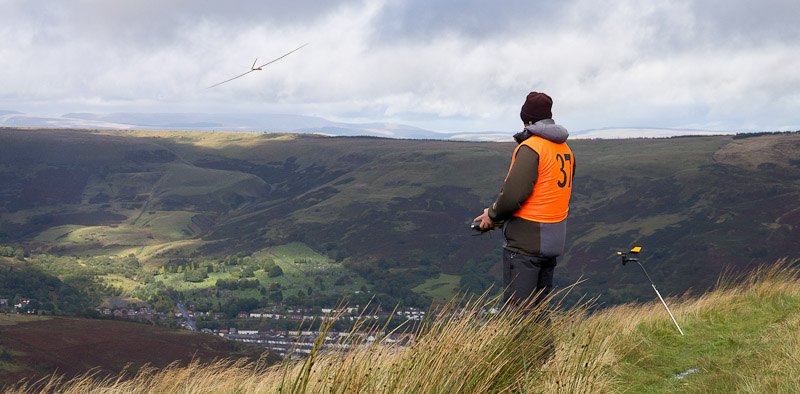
[6,258,800,393]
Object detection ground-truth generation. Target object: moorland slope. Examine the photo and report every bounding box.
[0,127,798,306]
[0,313,277,388]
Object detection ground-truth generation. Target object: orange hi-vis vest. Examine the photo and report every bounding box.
[506,136,574,223]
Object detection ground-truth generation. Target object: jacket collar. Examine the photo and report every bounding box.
[513,119,569,144]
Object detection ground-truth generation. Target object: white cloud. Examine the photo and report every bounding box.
[1,0,798,133]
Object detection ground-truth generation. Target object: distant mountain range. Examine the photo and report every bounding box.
[0,110,506,140]
[0,110,736,140]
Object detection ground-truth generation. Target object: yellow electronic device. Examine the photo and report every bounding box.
[617,246,642,256]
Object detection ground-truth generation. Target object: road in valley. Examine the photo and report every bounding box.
[176,301,197,331]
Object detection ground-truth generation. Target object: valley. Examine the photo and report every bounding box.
[1,127,799,318]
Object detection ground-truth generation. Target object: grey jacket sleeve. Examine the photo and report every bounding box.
[487,146,539,222]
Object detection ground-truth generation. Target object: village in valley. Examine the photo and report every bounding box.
[1,242,439,360]
[98,303,427,358]
[2,295,427,359]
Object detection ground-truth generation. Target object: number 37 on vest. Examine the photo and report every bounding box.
[511,136,574,223]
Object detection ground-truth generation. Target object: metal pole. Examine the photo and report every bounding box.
[621,249,685,336]
[650,282,684,336]
[631,259,684,336]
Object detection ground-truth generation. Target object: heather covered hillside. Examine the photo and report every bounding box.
[0,313,277,388]
[0,128,798,308]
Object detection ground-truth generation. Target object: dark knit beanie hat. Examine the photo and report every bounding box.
[520,92,553,124]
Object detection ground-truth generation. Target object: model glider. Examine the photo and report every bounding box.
[207,43,308,89]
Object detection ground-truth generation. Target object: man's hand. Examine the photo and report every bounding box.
[473,208,495,230]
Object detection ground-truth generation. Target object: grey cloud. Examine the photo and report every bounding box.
[5,0,351,50]
[689,0,800,44]
[602,0,800,56]
[369,0,568,43]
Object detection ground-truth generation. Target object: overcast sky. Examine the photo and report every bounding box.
[1,0,798,133]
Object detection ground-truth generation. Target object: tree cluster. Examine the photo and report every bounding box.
[0,244,25,260]
[215,278,260,290]
[0,263,99,314]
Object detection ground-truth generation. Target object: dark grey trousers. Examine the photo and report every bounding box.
[503,249,557,309]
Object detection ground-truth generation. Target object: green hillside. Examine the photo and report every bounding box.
[1,127,798,309]
[565,134,800,305]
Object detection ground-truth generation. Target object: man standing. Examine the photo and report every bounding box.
[474,92,574,309]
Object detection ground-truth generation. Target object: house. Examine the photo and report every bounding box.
[14,299,30,309]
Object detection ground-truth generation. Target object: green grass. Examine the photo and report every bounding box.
[610,262,800,392]
[264,242,332,264]
[98,274,142,292]
[570,212,689,246]
[0,348,25,374]
[411,273,462,301]
[1,317,38,377]
[135,211,198,239]
[33,225,84,242]
[156,163,266,199]
[57,226,144,246]
[250,269,292,287]
[0,314,50,326]
[158,271,235,291]
[30,209,205,262]
[148,242,365,305]
[255,243,367,293]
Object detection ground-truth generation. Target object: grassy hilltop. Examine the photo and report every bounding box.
[0,127,799,309]
[4,260,800,393]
